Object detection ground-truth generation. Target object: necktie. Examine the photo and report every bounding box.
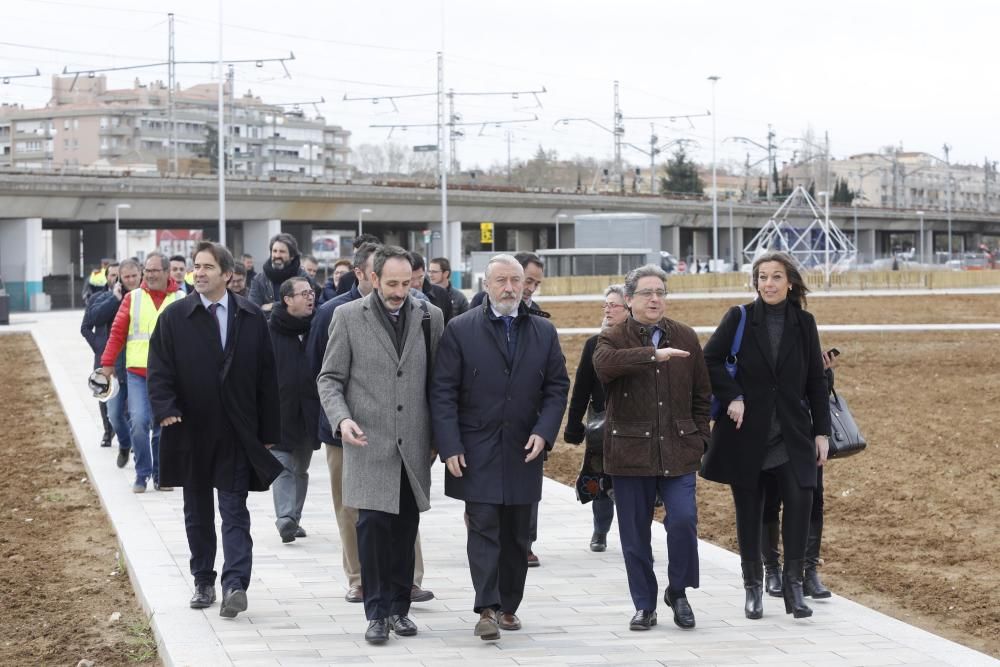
[207,303,223,348]
[501,315,514,360]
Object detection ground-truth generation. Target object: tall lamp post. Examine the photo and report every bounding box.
[114,203,131,260]
[357,208,372,237]
[818,191,831,288]
[916,210,925,264]
[708,75,720,270]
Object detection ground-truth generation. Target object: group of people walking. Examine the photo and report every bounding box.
[83,237,836,643]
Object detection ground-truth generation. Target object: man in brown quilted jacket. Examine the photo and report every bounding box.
[593,264,712,633]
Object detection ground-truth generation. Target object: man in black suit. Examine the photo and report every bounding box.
[147,241,283,619]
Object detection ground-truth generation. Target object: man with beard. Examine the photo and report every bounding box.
[318,245,444,643]
[249,233,308,316]
[430,253,569,641]
[147,241,282,618]
[267,276,320,543]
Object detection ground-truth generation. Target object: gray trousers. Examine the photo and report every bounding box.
[271,448,313,526]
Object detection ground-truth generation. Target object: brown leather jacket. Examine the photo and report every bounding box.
[593,316,712,478]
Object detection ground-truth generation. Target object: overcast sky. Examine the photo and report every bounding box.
[2,0,995,173]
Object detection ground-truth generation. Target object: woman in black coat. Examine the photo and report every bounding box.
[563,284,628,553]
[702,251,831,620]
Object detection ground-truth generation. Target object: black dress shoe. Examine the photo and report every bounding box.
[294,526,307,538]
[365,618,390,644]
[629,609,657,630]
[590,532,607,552]
[116,448,130,469]
[189,584,216,609]
[220,588,248,618]
[390,614,418,636]
[664,590,696,629]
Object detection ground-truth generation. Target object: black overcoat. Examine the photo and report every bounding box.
[430,300,570,505]
[701,299,831,489]
[147,291,283,491]
[267,311,321,452]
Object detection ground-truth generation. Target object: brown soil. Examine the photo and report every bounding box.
[0,334,159,666]
[546,298,1000,659]
[545,293,1000,328]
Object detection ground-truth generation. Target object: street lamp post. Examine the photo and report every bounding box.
[708,75,720,270]
[818,191,831,288]
[916,210,925,264]
[357,208,372,237]
[555,213,568,250]
[114,203,131,260]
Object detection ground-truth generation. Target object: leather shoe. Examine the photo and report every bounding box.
[410,584,435,603]
[365,618,390,644]
[345,585,363,603]
[116,448,129,469]
[390,614,418,636]
[153,481,173,492]
[590,532,607,552]
[219,588,248,618]
[294,526,307,538]
[527,551,540,568]
[664,590,696,629]
[189,583,216,609]
[629,609,657,630]
[474,609,500,640]
[276,517,297,543]
[498,612,521,631]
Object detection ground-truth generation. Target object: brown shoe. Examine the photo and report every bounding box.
[345,585,363,603]
[527,551,540,568]
[410,584,435,602]
[474,609,500,641]
[498,612,521,631]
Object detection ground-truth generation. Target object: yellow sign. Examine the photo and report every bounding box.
[480,221,494,245]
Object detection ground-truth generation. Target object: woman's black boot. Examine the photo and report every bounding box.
[741,561,764,619]
[782,558,813,618]
[762,520,782,597]
[803,520,832,599]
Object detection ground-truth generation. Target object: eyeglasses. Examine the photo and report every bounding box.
[601,302,626,310]
[633,289,667,299]
[292,290,315,299]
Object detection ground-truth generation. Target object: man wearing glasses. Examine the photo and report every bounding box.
[593,264,712,632]
[266,277,320,543]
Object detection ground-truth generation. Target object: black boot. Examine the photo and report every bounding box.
[782,558,813,618]
[741,561,764,619]
[762,520,782,597]
[99,401,113,447]
[803,519,832,599]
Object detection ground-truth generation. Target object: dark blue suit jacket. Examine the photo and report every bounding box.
[431,299,569,505]
[306,284,363,444]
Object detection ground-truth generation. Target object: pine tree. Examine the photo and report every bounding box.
[661,147,704,195]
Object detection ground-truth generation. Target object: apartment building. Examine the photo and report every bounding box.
[0,75,351,179]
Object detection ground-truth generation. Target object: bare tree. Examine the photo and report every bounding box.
[385,142,408,175]
[354,143,386,175]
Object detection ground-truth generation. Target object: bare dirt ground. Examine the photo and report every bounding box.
[0,334,159,666]
[545,295,1000,659]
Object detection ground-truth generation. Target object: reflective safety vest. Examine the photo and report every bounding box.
[124,288,183,369]
[89,269,108,287]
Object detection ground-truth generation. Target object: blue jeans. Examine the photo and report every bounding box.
[593,496,615,534]
[613,473,699,612]
[127,371,159,482]
[107,377,132,452]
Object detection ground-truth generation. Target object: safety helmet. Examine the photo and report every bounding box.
[87,370,119,402]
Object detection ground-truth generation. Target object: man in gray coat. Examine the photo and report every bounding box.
[317,245,444,645]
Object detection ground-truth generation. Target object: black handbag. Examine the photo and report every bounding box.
[827,388,867,458]
[584,409,606,453]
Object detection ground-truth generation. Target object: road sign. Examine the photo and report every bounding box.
[422,229,432,243]
[480,222,494,245]
[413,145,438,153]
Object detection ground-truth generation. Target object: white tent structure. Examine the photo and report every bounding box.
[743,185,857,286]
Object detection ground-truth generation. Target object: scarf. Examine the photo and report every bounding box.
[263,255,301,287]
[269,301,313,337]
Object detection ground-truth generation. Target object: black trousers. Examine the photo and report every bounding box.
[763,465,824,524]
[356,465,420,620]
[465,502,532,614]
[183,446,252,594]
[732,462,812,562]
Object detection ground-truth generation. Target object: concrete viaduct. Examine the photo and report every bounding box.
[2,172,999,310]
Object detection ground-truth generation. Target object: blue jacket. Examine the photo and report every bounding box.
[81,290,124,373]
[430,299,569,505]
[307,284,363,445]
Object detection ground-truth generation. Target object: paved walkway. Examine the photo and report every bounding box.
[9,310,997,667]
